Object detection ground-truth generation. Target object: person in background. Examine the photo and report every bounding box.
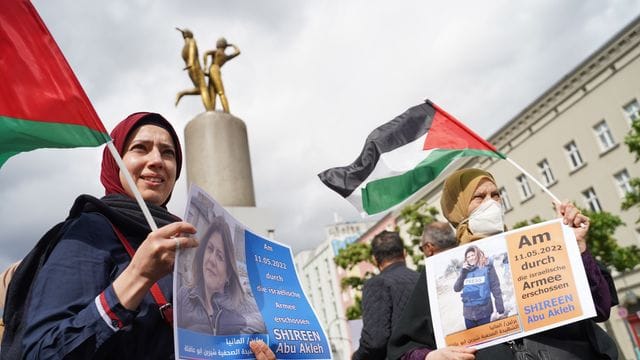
[352,231,420,360]
[388,168,617,360]
[387,222,458,359]
[418,222,458,258]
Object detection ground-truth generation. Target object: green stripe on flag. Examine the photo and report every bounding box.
[361,148,503,214]
[0,115,110,167]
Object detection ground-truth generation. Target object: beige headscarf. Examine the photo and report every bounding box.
[440,168,496,244]
[464,245,489,268]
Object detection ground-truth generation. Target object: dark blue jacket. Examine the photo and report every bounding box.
[22,211,175,359]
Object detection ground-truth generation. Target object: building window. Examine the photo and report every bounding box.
[582,187,602,212]
[624,99,640,123]
[564,141,584,170]
[516,175,533,200]
[537,159,555,186]
[593,120,616,151]
[499,187,512,211]
[614,169,633,197]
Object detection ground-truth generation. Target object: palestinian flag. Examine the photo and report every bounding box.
[318,100,505,215]
[0,0,110,168]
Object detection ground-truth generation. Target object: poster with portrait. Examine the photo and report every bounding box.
[174,185,331,359]
[425,219,596,349]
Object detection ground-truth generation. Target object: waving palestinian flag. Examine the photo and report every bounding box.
[318,100,505,215]
[0,0,110,169]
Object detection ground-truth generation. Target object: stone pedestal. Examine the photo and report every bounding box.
[185,111,256,206]
[226,206,276,239]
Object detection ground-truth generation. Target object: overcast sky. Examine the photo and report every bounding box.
[1,1,639,269]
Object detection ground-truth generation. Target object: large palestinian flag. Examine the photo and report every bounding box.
[318,100,505,215]
[0,0,110,168]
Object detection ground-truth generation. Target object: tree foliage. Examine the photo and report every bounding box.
[345,295,362,320]
[332,200,438,319]
[623,115,640,223]
[333,242,372,320]
[512,215,545,229]
[583,209,640,272]
[334,242,371,271]
[396,200,440,269]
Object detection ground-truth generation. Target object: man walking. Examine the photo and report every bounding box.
[352,231,419,360]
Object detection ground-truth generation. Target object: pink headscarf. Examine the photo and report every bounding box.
[100,112,182,207]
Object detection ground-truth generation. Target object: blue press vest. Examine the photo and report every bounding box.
[461,266,491,307]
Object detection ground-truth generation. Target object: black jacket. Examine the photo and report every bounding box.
[352,261,419,360]
[387,268,619,360]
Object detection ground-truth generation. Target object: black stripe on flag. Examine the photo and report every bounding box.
[318,101,436,198]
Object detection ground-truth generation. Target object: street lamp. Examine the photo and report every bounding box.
[326,317,350,360]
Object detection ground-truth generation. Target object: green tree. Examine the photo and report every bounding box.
[334,242,373,320]
[332,200,438,319]
[396,200,439,271]
[512,215,545,229]
[622,115,640,223]
[583,209,640,272]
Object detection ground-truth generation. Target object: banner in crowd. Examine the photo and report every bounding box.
[174,185,331,359]
[425,219,595,349]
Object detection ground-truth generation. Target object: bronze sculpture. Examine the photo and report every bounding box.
[175,28,214,111]
[175,29,240,113]
[203,37,240,113]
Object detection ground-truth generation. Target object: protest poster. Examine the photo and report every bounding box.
[425,219,596,349]
[174,185,331,359]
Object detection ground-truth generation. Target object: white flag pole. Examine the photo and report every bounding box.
[505,157,561,204]
[107,141,159,231]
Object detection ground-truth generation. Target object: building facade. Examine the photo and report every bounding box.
[294,220,375,360]
[412,15,640,358]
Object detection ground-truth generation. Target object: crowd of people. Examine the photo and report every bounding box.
[0,116,619,360]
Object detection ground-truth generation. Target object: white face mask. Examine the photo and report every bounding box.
[468,199,504,236]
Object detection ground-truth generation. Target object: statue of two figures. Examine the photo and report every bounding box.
[175,28,240,113]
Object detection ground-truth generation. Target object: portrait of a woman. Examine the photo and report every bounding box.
[178,216,265,335]
[453,245,505,330]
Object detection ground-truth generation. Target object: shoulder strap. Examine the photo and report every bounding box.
[109,223,173,327]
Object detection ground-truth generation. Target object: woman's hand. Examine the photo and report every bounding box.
[114,221,198,310]
[425,346,476,360]
[554,201,589,253]
[128,221,198,283]
[249,340,276,360]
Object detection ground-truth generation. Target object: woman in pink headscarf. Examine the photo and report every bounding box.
[9,113,275,360]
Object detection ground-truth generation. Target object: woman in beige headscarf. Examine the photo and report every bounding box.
[440,169,506,244]
[388,168,616,360]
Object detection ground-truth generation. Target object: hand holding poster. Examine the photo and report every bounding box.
[174,185,331,359]
[425,219,595,349]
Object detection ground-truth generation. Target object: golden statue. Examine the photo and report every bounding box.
[203,37,240,113]
[175,29,240,113]
[175,28,214,111]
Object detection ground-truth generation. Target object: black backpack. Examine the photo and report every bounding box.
[1,220,71,359]
[0,196,110,359]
